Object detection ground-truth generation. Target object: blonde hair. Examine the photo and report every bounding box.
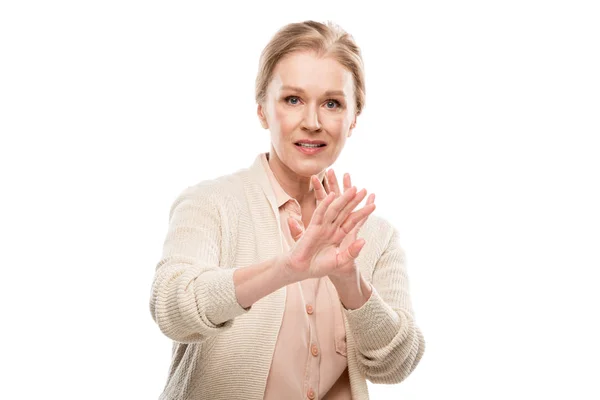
[255,20,366,116]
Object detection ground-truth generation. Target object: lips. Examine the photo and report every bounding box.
[295,139,327,147]
[295,143,327,155]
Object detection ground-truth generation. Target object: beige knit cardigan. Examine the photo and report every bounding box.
[149,155,425,399]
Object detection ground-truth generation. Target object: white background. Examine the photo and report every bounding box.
[1,1,599,399]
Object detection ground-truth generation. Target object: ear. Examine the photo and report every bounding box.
[257,104,269,129]
[347,115,357,138]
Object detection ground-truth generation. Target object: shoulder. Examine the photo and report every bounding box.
[169,168,249,219]
[362,214,397,245]
[359,214,403,260]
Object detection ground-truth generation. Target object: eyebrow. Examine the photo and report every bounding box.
[280,85,346,97]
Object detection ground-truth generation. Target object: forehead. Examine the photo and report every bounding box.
[269,51,354,95]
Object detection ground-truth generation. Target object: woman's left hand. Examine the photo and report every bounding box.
[290,169,375,280]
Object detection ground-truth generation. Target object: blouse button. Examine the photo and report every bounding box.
[305,304,314,315]
[311,344,319,357]
[307,388,316,399]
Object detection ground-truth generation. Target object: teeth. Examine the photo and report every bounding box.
[298,143,323,148]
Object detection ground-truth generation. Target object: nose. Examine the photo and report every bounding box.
[302,104,321,132]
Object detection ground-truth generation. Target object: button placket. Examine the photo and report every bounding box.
[311,344,319,357]
[302,278,321,400]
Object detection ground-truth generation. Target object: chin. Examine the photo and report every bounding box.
[290,157,327,176]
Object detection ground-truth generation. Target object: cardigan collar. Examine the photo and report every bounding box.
[250,152,328,211]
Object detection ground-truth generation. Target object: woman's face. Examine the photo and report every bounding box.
[257,51,357,179]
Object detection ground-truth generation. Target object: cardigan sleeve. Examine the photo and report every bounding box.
[149,186,250,344]
[344,223,425,384]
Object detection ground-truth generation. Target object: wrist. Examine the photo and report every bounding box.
[276,253,301,285]
[329,267,359,286]
[330,271,372,311]
[234,254,295,309]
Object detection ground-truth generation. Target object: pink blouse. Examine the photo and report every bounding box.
[260,153,352,400]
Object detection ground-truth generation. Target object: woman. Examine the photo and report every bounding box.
[150,20,425,400]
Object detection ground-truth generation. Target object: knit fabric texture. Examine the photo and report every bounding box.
[149,154,425,399]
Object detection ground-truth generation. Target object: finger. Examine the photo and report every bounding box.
[311,191,336,225]
[328,169,342,196]
[323,186,357,223]
[350,193,374,226]
[337,238,366,265]
[347,204,372,237]
[357,194,375,228]
[333,188,368,226]
[343,173,351,193]
[323,172,332,195]
[355,194,375,229]
[366,193,375,205]
[288,216,304,242]
[312,175,328,203]
[353,209,371,231]
[340,203,376,233]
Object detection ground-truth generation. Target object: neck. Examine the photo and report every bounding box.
[267,150,317,207]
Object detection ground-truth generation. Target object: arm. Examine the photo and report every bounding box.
[341,225,426,384]
[233,255,292,308]
[149,187,291,343]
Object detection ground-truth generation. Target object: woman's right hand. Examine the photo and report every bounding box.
[281,184,376,282]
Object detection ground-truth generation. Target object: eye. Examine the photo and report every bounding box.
[325,99,342,109]
[284,96,301,105]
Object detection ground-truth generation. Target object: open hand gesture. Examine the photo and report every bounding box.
[284,170,376,282]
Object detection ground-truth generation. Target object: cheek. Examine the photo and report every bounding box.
[321,113,351,136]
[274,106,301,135]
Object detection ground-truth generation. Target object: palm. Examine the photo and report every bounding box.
[288,212,351,275]
[338,225,360,267]
[310,170,375,274]
[284,169,376,281]
[317,171,375,255]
